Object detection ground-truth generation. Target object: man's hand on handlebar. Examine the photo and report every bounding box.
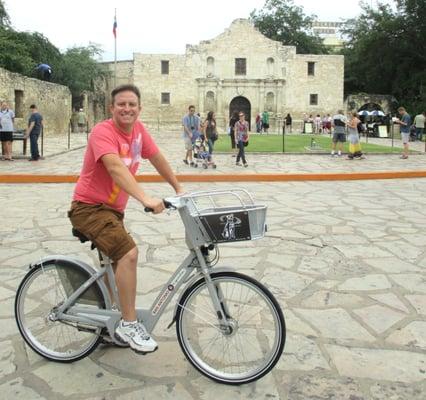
[141,196,165,214]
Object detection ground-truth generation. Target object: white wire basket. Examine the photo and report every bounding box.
[181,189,267,244]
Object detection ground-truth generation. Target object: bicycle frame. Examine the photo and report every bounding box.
[36,189,262,345]
[40,246,234,345]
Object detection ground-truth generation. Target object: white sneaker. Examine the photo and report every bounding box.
[115,320,158,353]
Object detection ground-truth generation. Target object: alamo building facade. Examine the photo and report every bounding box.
[103,19,344,131]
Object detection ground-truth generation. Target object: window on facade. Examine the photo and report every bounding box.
[161,60,169,75]
[205,91,215,111]
[266,92,274,111]
[235,58,246,75]
[161,92,170,104]
[267,57,274,75]
[14,90,24,118]
[207,56,215,76]
[307,62,315,76]
[310,94,318,106]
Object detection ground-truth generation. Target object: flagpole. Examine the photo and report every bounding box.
[114,8,117,87]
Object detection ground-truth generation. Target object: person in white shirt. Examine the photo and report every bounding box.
[0,101,15,161]
[414,112,425,141]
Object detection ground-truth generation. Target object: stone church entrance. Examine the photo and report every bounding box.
[229,96,251,130]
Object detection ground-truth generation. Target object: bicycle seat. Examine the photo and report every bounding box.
[72,228,97,250]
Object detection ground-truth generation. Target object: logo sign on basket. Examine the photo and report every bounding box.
[199,211,251,242]
[220,214,241,240]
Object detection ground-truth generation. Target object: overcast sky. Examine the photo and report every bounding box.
[5,0,392,61]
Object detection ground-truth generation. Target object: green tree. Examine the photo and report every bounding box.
[250,0,328,54]
[0,28,62,77]
[0,0,10,27]
[58,44,106,97]
[343,0,426,111]
[0,2,105,100]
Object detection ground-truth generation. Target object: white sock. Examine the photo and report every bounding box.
[122,319,137,326]
[331,150,335,155]
[338,151,341,155]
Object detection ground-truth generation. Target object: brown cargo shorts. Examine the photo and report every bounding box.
[68,201,136,262]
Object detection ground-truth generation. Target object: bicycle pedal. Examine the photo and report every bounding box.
[102,335,129,348]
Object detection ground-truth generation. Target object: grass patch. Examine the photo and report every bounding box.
[214,134,405,153]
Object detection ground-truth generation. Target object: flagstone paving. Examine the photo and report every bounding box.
[1,131,426,176]
[0,140,425,399]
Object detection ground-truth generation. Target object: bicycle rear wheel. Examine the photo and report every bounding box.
[176,271,285,384]
[15,260,105,362]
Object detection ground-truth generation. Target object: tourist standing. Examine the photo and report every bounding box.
[314,114,322,134]
[229,111,239,156]
[262,110,269,133]
[203,111,218,159]
[346,112,364,159]
[234,111,249,167]
[182,105,200,167]
[0,101,15,161]
[395,107,411,159]
[331,110,347,157]
[285,113,292,133]
[255,113,262,133]
[77,108,87,133]
[413,111,425,141]
[25,104,43,161]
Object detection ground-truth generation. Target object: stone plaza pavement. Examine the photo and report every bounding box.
[0,134,425,399]
[2,130,426,175]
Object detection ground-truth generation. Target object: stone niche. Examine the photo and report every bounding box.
[0,67,72,135]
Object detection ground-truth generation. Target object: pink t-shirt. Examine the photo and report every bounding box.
[73,119,159,213]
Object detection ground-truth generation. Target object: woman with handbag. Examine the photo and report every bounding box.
[202,111,218,167]
[234,111,249,167]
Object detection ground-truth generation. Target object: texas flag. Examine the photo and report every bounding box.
[113,15,117,38]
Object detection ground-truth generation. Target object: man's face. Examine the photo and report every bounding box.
[1,102,6,110]
[189,107,195,115]
[398,109,405,116]
[110,91,141,132]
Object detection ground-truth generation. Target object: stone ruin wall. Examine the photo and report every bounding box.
[0,67,72,135]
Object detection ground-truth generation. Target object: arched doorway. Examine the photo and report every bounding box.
[358,102,383,112]
[229,96,251,130]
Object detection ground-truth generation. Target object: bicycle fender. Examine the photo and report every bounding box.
[168,266,236,329]
[28,255,112,309]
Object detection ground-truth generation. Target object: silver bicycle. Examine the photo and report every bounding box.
[15,189,285,385]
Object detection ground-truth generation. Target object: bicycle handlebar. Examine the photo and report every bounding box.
[144,199,175,213]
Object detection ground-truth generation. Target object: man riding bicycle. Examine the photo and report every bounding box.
[68,84,183,354]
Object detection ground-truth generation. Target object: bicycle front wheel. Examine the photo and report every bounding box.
[176,271,285,384]
[15,260,105,362]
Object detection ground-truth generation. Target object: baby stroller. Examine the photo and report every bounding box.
[193,137,216,169]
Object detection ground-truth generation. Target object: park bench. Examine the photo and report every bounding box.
[13,129,27,155]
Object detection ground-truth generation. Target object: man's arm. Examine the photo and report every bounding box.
[183,117,192,138]
[149,151,184,194]
[102,153,165,213]
[25,122,35,137]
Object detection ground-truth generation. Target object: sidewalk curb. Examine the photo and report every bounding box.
[2,171,426,184]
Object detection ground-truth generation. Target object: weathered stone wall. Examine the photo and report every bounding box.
[345,94,397,114]
[0,67,72,135]
[102,19,344,132]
